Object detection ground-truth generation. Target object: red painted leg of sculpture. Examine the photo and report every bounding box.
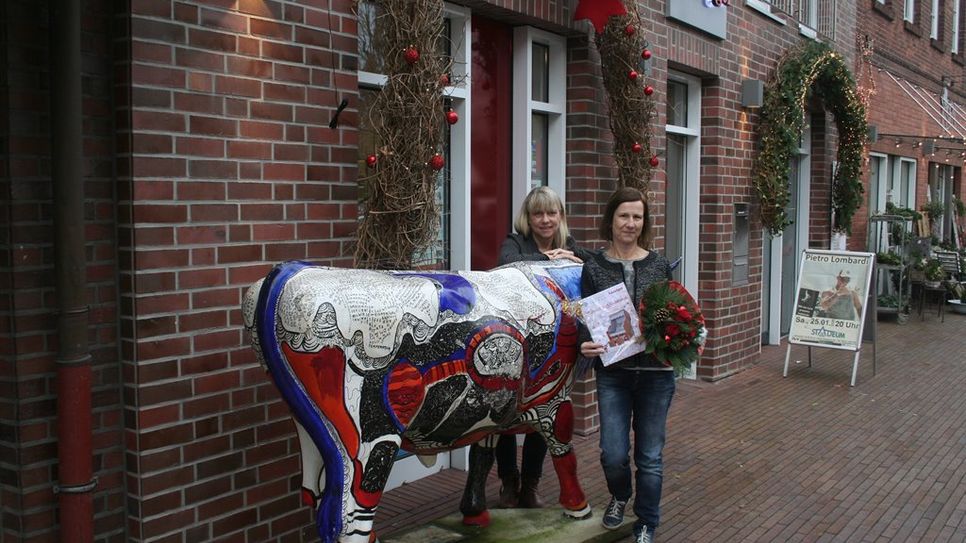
[549,400,591,518]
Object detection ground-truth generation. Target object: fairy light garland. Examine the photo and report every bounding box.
[754,41,868,236]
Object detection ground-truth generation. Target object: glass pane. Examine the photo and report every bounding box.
[901,161,913,207]
[357,2,387,74]
[530,113,549,191]
[531,43,549,102]
[666,80,688,127]
[868,157,880,213]
[357,87,380,204]
[358,89,452,269]
[780,157,801,335]
[665,134,686,280]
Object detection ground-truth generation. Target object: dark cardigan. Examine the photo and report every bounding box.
[579,250,672,371]
[498,232,595,265]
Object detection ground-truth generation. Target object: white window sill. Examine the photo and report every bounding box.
[799,23,818,40]
[745,0,787,25]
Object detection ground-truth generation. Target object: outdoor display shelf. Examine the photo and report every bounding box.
[868,214,914,323]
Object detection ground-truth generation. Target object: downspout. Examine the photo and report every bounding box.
[50,1,95,541]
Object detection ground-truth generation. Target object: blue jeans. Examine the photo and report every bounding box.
[596,369,675,530]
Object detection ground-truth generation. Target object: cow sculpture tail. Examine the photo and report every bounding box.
[254,261,344,543]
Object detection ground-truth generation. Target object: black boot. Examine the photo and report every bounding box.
[518,476,546,508]
[497,472,520,508]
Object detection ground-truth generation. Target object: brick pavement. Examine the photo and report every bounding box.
[375,312,966,542]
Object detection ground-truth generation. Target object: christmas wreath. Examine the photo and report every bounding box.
[638,281,707,375]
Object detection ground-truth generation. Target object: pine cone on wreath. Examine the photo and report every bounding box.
[653,307,672,323]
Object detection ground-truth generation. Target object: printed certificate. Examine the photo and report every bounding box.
[580,283,646,366]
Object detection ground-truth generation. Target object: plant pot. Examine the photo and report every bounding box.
[949,300,966,315]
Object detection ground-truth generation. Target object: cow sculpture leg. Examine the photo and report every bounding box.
[459,434,498,526]
[541,399,591,519]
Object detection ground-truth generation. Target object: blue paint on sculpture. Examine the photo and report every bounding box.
[243,260,592,543]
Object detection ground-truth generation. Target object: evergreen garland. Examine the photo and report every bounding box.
[754,41,868,236]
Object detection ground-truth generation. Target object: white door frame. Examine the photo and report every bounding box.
[763,124,811,345]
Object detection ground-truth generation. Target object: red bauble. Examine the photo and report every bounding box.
[644,85,654,96]
[404,46,420,65]
[628,70,639,81]
[649,155,660,167]
[624,24,636,36]
[642,49,652,60]
[445,110,459,125]
[366,154,378,168]
[429,154,445,171]
[631,142,643,154]
[440,73,451,86]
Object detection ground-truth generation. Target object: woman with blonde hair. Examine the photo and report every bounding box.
[498,186,590,265]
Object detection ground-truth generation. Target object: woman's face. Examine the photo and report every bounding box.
[611,200,645,246]
[528,207,561,244]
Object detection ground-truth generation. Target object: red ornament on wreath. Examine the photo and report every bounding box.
[404,46,420,65]
[644,85,654,96]
[446,110,459,125]
[628,70,639,81]
[649,155,659,167]
[624,24,636,36]
[631,142,643,154]
[440,73,451,86]
[429,154,445,171]
[642,49,652,60]
[366,154,378,168]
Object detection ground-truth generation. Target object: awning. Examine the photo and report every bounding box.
[875,69,966,141]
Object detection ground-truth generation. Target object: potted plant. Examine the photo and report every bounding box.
[923,258,946,288]
[920,201,945,235]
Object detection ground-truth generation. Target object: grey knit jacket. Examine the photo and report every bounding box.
[578,249,673,372]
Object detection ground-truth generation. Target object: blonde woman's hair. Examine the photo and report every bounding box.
[513,186,569,249]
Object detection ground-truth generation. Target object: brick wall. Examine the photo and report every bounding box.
[117,0,359,540]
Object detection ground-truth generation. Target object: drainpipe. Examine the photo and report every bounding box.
[50,1,95,541]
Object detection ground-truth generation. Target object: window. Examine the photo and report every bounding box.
[931,0,942,40]
[954,0,963,54]
[664,73,701,299]
[892,157,918,209]
[512,27,567,213]
[868,153,889,215]
[906,0,917,22]
[358,2,471,269]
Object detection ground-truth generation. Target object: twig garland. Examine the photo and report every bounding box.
[594,7,656,195]
[353,0,451,269]
[754,41,867,236]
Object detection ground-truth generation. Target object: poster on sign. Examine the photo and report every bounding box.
[788,250,875,352]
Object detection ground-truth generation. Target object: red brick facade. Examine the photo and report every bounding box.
[2,1,869,541]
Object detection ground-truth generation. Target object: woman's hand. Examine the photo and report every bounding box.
[543,248,583,263]
[580,341,605,358]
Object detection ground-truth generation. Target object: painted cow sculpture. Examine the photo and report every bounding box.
[243,260,591,543]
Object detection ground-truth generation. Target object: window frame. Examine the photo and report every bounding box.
[356,2,473,270]
[664,71,702,302]
[512,26,568,216]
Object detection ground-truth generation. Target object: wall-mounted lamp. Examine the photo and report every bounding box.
[741,79,764,109]
[922,140,935,155]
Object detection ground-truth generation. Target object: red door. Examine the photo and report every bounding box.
[470,16,512,271]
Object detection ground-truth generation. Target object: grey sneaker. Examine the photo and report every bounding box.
[633,525,654,543]
[601,497,627,529]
